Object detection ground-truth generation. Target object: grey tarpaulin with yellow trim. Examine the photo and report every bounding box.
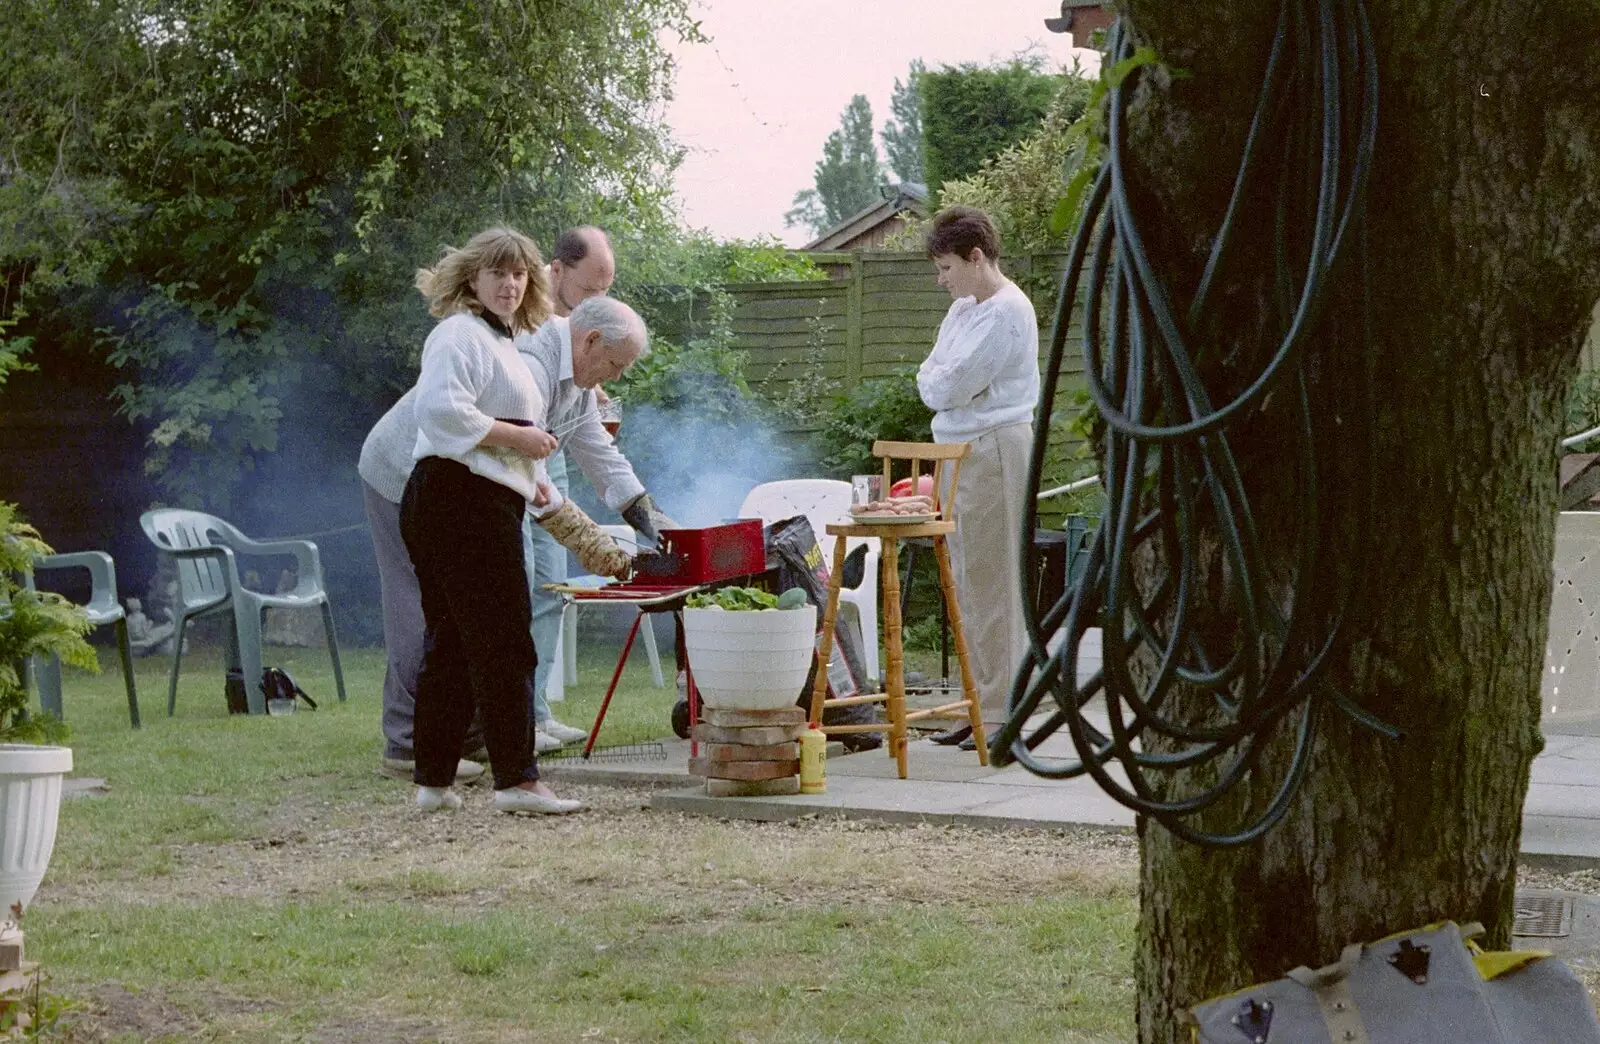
[1188,922,1600,1043]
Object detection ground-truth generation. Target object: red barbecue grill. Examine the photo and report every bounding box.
[545,519,768,757]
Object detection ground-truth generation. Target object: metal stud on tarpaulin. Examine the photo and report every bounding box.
[1386,939,1430,985]
[1228,997,1273,1043]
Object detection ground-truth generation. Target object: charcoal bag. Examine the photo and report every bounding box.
[224,666,318,714]
[764,515,882,746]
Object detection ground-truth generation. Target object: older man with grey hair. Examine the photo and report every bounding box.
[518,295,655,519]
[516,295,675,734]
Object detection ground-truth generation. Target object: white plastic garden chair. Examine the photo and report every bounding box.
[24,551,140,728]
[542,604,570,703]
[556,526,665,690]
[739,479,880,683]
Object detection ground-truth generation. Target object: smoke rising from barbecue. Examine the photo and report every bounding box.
[584,398,812,527]
[58,275,400,646]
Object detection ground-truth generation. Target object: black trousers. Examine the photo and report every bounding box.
[400,457,538,790]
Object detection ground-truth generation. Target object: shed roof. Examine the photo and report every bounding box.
[801,183,929,252]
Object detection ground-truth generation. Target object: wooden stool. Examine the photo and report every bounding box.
[807,441,987,779]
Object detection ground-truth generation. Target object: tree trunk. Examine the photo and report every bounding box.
[1108,2,1600,1040]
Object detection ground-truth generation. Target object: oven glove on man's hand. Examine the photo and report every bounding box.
[620,492,679,551]
[540,500,631,578]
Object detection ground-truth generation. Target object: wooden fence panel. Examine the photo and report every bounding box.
[725,250,1096,526]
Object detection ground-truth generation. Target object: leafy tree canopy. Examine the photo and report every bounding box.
[882,60,926,186]
[914,72,1093,254]
[921,56,1064,197]
[0,0,701,508]
[784,94,883,238]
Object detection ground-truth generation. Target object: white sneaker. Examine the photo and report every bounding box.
[539,717,589,745]
[493,787,583,815]
[533,730,565,754]
[416,786,462,812]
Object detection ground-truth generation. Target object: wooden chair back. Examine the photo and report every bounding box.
[871,441,972,523]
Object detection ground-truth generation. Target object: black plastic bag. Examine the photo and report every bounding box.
[224,666,317,714]
[765,516,882,749]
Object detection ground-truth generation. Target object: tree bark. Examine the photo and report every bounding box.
[1107,2,1600,1040]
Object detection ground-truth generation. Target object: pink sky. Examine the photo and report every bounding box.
[663,1,1101,245]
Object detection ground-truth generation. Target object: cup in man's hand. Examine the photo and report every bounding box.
[599,399,622,437]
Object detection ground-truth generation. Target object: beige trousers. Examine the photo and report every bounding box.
[946,422,1033,726]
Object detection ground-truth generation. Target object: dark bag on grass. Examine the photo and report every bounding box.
[263,667,317,710]
[224,666,318,714]
[765,515,882,749]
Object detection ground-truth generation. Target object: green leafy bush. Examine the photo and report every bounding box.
[0,503,83,744]
[0,0,702,509]
[1566,348,1600,449]
[910,74,1094,256]
[902,614,945,652]
[616,231,824,355]
[813,377,935,479]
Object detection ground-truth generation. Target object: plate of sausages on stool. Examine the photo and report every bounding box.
[849,495,937,525]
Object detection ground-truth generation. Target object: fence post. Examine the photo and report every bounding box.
[846,252,864,386]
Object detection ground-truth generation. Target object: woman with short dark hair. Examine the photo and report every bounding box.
[916,206,1041,749]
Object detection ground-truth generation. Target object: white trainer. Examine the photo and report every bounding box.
[539,718,590,745]
[533,730,565,754]
[493,787,583,815]
[416,786,462,812]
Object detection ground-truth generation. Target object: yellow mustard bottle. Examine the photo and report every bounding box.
[799,722,827,794]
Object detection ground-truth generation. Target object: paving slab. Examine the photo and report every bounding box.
[1530,756,1600,787]
[1519,818,1600,870]
[825,744,997,783]
[967,786,1132,829]
[539,737,850,787]
[535,710,1600,868]
[62,777,109,799]
[1524,783,1600,819]
[653,723,1143,833]
[653,774,1130,833]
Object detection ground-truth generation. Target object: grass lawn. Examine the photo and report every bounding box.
[24,636,1140,1042]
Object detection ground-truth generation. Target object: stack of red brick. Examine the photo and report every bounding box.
[689,706,805,797]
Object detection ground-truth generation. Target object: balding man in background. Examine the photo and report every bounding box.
[547,226,615,315]
[521,228,634,747]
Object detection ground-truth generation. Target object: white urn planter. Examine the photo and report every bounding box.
[0,745,71,918]
[682,605,818,711]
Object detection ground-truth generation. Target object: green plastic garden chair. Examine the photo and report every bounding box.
[139,509,346,716]
[24,552,141,728]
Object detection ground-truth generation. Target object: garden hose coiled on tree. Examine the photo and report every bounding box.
[991,0,1395,847]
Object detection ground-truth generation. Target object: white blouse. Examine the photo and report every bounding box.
[916,280,1040,443]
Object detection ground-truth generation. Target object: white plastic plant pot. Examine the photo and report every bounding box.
[682,605,818,711]
[0,745,71,920]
